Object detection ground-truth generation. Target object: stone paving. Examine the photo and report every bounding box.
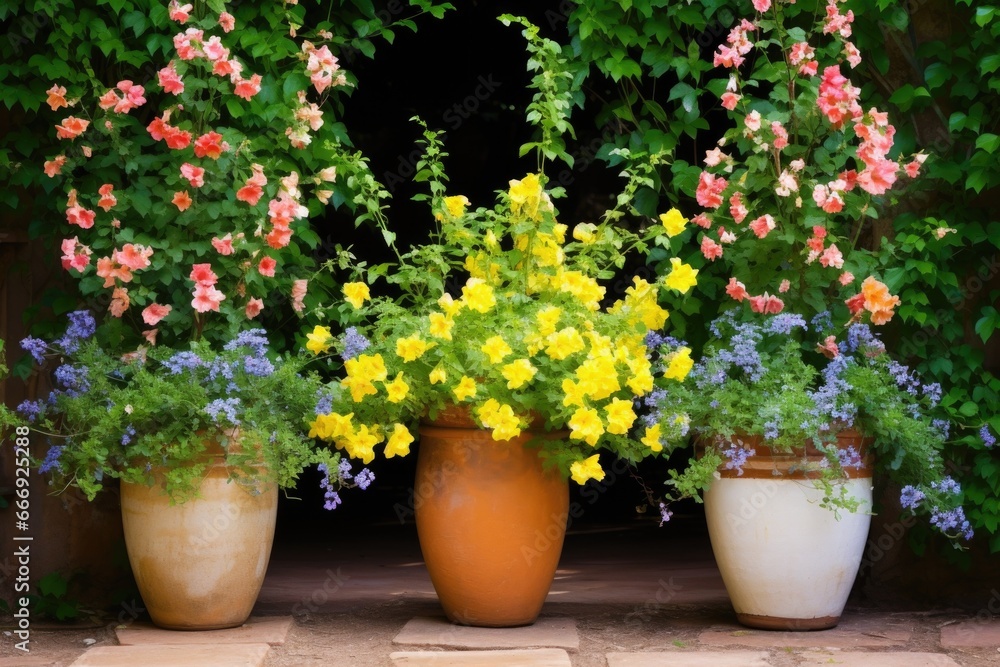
[1,527,997,665]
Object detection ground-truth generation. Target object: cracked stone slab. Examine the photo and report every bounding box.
[798,651,961,666]
[68,643,270,667]
[606,650,772,666]
[390,649,571,666]
[698,617,911,649]
[940,619,1000,647]
[393,616,578,650]
[115,616,293,646]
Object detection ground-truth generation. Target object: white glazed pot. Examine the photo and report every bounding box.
[703,431,873,630]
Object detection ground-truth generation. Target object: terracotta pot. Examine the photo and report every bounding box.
[415,407,569,627]
[703,430,873,630]
[120,437,277,630]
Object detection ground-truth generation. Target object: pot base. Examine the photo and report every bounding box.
[736,612,840,631]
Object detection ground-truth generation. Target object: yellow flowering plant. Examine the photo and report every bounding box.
[304,103,699,485]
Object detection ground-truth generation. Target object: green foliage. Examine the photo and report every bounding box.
[30,572,84,621]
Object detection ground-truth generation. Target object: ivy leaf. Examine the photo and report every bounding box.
[975,306,1000,343]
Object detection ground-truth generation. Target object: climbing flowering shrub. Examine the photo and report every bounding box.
[2,313,365,502]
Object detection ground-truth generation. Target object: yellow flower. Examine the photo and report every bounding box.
[480,335,513,364]
[604,398,637,435]
[555,270,605,310]
[438,293,461,317]
[485,229,499,250]
[664,347,694,381]
[428,312,454,340]
[305,325,332,355]
[664,258,698,294]
[535,306,561,336]
[308,412,353,441]
[461,278,496,313]
[568,407,605,447]
[343,282,371,309]
[626,366,654,396]
[345,353,387,383]
[659,208,688,237]
[572,222,598,244]
[443,195,470,218]
[570,454,605,485]
[453,376,477,402]
[637,302,670,331]
[501,359,537,389]
[477,398,502,424]
[385,372,409,403]
[384,424,414,459]
[576,355,620,400]
[508,173,543,219]
[641,424,663,453]
[429,367,447,384]
[561,378,587,408]
[552,223,567,244]
[532,233,564,267]
[396,335,430,362]
[343,424,381,464]
[477,400,522,441]
[544,327,585,360]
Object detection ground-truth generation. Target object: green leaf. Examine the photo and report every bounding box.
[37,572,67,599]
[975,133,1000,153]
[975,307,1000,343]
[924,62,950,89]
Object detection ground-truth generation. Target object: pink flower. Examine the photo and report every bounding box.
[113,80,146,114]
[752,0,771,11]
[44,155,67,177]
[749,214,776,239]
[822,190,844,213]
[192,283,225,313]
[168,1,193,23]
[779,279,791,293]
[266,226,293,249]
[696,172,728,209]
[189,263,218,286]
[714,44,745,69]
[839,271,855,285]
[824,1,855,39]
[704,148,728,167]
[97,183,117,212]
[844,41,862,68]
[857,159,899,195]
[817,65,862,129]
[115,243,153,271]
[800,61,819,76]
[812,184,830,208]
[219,12,236,32]
[290,279,308,313]
[258,256,277,277]
[203,35,229,62]
[817,335,839,359]
[789,41,815,67]
[905,160,921,178]
[745,110,762,132]
[98,89,121,110]
[749,292,784,314]
[819,243,845,269]
[60,237,92,272]
[211,233,235,255]
[721,92,742,110]
[158,62,185,95]
[725,277,749,302]
[719,228,737,244]
[172,191,192,211]
[701,236,724,261]
[245,297,264,319]
[55,116,89,140]
[729,192,748,224]
[692,213,712,229]
[46,84,68,111]
[237,165,267,205]
[180,162,205,187]
[142,303,172,326]
[194,132,225,159]
[66,205,96,229]
[771,121,788,150]
[142,329,158,345]
[775,170,798,197]
[234,74,262,101]
[110,287,130,318]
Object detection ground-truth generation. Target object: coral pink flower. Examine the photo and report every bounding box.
[749,292,784,314]
[816,335,839,359]
[258,257,277,277]
[233,74,262,100]
[701,236,724,261]
[66,192,96,229]
[843,41,862,68]
[857,159,899,195]
[60,237,92,272]
[824,1,855,39]
[172,191,192,211]
[97,183,117,211]
[237,165,267,205]
[219,11,236,32]
[169,1,193,23]
[817,65,862,129]
[46,84,68,111]
[744,110,762,132]
[113,80,146,114]
[714,44,745,69]
[98,89,121,110]
[729,192,748,223]
[290,279,308,313]
[213,59,236,78]
[192,284,225,313]
[839,271,855,286]
[905,160,921,178]
[164,126,192,150]
[845,292,866,316]
[180,162,205,188]
[110,287,130,317]
[158,62,185,95]
[142,328,158,345]
[820,244,844,269]
[704,148,727,167]
[44,155,67,177]
[771,121,788,150]
[189,263,218,286]
[55,116,89,140]
[211,234,235,255]
[115,243,153,271]
[752,0,771,11]
[725,277,749,302]
[779,279,791,293]
[245,297,264,319]
[721,92,741,110]
[692,213,712,229]
[193,132,225,159]
[266,226,293,249]
[696,171,727,209]
[822,190,844,213]
[749,214,776,238]
[203,35,229,62]
[142,303,172,326]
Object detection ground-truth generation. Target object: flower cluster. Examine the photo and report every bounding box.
[305,131,695,483]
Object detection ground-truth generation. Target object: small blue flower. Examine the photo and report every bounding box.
[163,351,204,374]
[20,337,48,365]
[900,485,925,510]
[39,445,64,474]
[315,390,334,416]
[981,425,996,449]
[341,327,371,361]
[54,364,90,397]
[55,310,97,353]
[224,329,270,357]
[16,400,44,423]
[243,355,275,378]
[930,476,961,495]
[204,397,241,424]
[355,468,375,490]
[121,425,137,446]
[721,442,755,476]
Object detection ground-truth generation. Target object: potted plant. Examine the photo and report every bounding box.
[2,0,443,629]
[645,0,972,630]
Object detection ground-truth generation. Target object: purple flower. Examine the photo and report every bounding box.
[811,311,833,334]
[341,327,370,361]
[840,323,884,357]
[981,425,996,449]
[764,313,808,335]
[658,502,673,526]
[837,446,863,470]
[242,355,275,377]
[930,505,973,540]
[315,390,334,416]
[121,425,136,446]
[204,397,241,424]
[644,330,665,350]
[355,468,375,490]
[163,351,204,374]
[900,485,925,510]
[762,419,780,441]
[208,357,237,383]
[39,445,64,474]
[922,383,942,407]
[20,337,48,365]
[54,364,90,397]
[224,329,269,356]
[318,462,343,510]
[56,310,97,353]
[930,476,961,495]
[932,419,950,439]
[722,442,755,476]
[16,400,44,423]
